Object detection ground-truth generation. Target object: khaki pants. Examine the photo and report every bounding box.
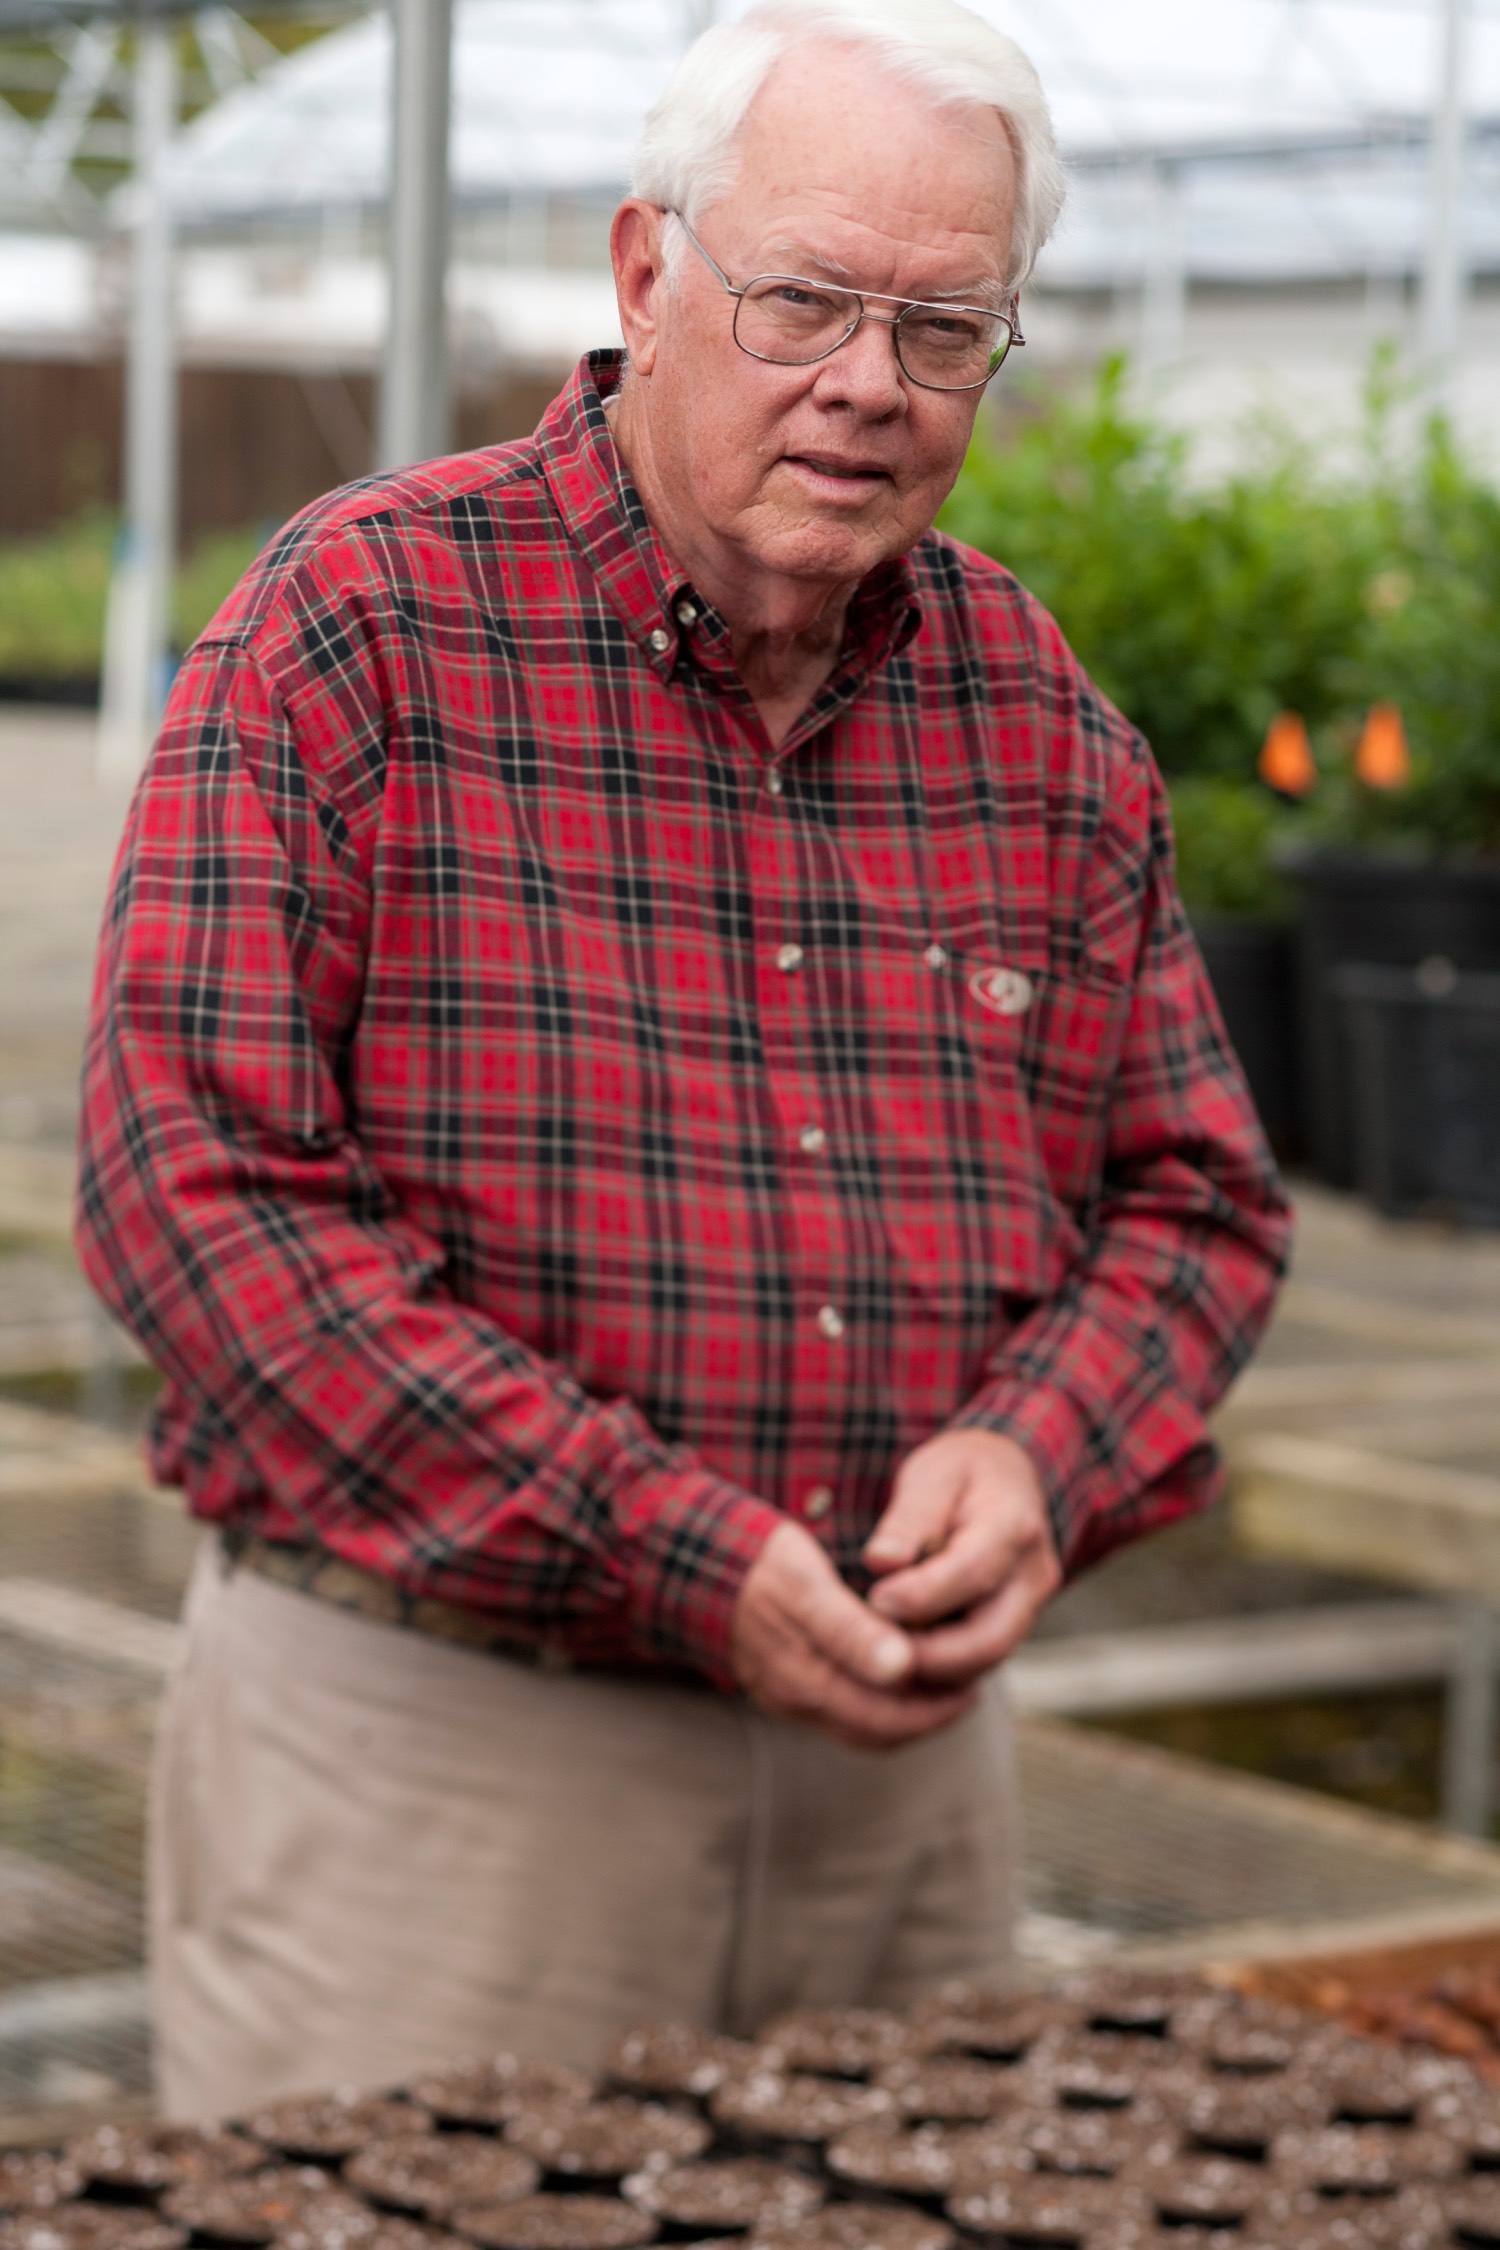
[151,1539,1021,2122]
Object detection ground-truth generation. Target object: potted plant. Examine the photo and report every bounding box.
[942,362,1382,1164]
[1168,778,1302,1157]
[1276,422,1500,1189]
[945,359,1500,1201]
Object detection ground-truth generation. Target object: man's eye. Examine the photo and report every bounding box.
[907,311,986,344]
[768,284,839,315]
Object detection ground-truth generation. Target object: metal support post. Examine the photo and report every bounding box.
[377,0,454,471]
[1421,0,1471,394]
[97,15,179,788]
[1138,159,1187,377]
[1442,1596,1498,1837]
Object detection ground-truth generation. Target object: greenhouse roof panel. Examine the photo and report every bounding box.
[163,0,687,220]
[985,0,1500,152]
[0,92,56,221]
[149,0,1500,281]
[0,0,314,21]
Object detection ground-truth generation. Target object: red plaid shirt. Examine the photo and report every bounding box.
[77,351,1289,1686]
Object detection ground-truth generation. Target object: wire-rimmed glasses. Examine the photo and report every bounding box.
[668,210,1023,392]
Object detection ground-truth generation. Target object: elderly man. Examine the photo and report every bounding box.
[77,0,1288,2118]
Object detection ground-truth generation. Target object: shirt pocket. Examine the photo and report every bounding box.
[952,946,1133,1293]
[936,945,1056,1306]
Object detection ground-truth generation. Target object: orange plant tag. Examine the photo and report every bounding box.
[1258,711,1317,797]
[1356,703,1411,789]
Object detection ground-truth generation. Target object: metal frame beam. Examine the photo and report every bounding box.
[1422,0,1473,383]
[1065,115,1499,174]
[96,11,177,785]
[0,1,323,23]
[376,0,452,470]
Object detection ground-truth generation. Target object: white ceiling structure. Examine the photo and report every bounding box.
[999,0,1500,153]
[0,85,52,221]
[161,0,690,222]
[145,0,1500,287]
[1006,0,1500,285]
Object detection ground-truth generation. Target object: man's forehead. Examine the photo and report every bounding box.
[723,43,1017,303]
[749,231,1008,307]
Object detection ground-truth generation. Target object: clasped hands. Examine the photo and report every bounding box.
[730,1429,1061,1751]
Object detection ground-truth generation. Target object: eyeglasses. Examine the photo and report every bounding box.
[668,210,1023,393]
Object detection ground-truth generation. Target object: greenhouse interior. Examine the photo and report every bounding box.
[2,0,1500,2209]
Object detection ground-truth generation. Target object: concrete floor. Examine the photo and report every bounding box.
[0,705,128,1156]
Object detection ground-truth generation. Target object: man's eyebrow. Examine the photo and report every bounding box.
[759,239,1006,307]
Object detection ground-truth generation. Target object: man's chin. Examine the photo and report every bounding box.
[749,515,906,587]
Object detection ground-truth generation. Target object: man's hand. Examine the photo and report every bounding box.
[731,1520,978,1752]
[863,1430,1061,1687]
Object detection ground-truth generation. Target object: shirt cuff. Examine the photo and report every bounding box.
[950,1375,1228,1578]
[947,1376,1094,1571]
[612,1460,786,1690]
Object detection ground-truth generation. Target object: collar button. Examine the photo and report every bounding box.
[648,626,672,654]
[674,599,699,627]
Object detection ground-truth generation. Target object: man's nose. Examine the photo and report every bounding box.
[812,313,909,415]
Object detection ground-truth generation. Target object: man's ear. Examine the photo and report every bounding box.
[611,200,667,378]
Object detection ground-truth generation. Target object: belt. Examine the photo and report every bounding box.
[219,1530,575,1671]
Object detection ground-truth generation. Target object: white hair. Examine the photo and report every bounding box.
[632,0,1065,298]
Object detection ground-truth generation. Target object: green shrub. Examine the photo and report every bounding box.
[0,512,113,683]
[173,524,265,647]
[1325,423,1500,856]
[1167,776,1295,921]
[0,516,265,686]
[941,354,1500,866]
[941,358,1387,783]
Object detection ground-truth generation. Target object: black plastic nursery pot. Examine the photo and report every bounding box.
[1190,914,1303,1161]
[1334,962,1500,1224]
[1282,849,1500,1189]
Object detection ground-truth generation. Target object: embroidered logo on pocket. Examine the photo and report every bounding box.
[968,965,1036,1019]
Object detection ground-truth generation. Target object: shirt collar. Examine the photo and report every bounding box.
[537,351,924,710]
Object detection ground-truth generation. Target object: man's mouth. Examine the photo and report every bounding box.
[785,454,892,485]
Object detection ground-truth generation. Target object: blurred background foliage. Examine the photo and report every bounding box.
[942,353,1500,910]
[1,352,1496,917]
[0,518,261,695]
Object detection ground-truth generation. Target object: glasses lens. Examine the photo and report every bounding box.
[735,276,861,364]
[895,304,1012,389]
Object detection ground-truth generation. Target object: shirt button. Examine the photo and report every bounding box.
[765,769,784,796]
[675,599,699,626]
[776,943,805,972]
[648,626,672,654]
[816,1304,845,1340]
[803,1485,834,1522]
[924,943,949,970]
[799,1125,827,1154]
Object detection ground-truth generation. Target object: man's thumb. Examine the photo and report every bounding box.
[864,1446,961,1572]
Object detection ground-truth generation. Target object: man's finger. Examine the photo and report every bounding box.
[862,1446,966,1574]
[905,1571,1053,1686]
[867,1516,1013,1626]
[770,1648,979,1749]
[818,1682,980,1752]
[774,1528,917,1688]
